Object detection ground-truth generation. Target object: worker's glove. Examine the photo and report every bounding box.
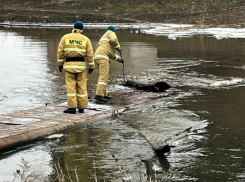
[88,68,94,74]
[118,49,122,55]
[118,59,124,64]
[58,65,63,73]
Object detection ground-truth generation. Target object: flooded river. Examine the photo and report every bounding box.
[0,27,245,181]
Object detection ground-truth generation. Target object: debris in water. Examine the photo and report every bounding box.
[210,78,244,87]
[124,80,171,92]
[46,133,64,139]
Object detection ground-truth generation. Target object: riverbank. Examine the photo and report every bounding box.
[2,22,245,40]
[0,0,245,28]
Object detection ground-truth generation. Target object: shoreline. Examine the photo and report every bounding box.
[1,22,245,40]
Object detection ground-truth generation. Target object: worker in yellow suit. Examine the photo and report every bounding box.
[94,26,124,103]
[57,21,94,114]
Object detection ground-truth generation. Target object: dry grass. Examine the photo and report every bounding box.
[11,158,45,182]
[11,156,164,182]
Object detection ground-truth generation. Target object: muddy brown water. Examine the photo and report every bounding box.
[0,27,245,181]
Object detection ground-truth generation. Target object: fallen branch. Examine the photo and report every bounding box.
[136,129,170,155]
[163,127,192,144]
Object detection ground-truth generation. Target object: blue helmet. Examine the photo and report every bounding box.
[74,21,84,30]
[107,26,116,33]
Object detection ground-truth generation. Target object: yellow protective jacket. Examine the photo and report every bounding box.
[57,29,94,73]
[94,30,122,62]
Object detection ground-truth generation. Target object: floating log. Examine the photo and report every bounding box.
[0,91,169,153]
[136,129,170,155]
[124,80,170,92]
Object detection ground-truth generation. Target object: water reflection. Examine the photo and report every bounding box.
[0,27,245,181]
[0,31,52,114]
[0,144,53,181]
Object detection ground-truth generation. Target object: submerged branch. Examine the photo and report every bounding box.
[136,129,170,155]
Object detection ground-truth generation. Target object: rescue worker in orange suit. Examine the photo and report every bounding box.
[94,26,124,103]
[57,21,94,114]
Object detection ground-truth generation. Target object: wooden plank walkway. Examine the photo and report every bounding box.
[0,91,168,152]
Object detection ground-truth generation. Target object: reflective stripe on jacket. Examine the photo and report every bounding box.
[57,28,94,73]
[94,30,121,62]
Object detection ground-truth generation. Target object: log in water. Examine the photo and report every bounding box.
[137,129,170,155]
[124,80,171,92]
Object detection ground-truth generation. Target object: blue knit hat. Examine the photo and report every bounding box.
[74,21,84,30]
[107,26,116,33]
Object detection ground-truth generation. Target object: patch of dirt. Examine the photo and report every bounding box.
[0,0,245,27]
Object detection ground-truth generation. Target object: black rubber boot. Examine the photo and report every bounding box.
[104,96,111,100]
[95,95,108,103]
[78,108,84,113]
[63,108,76,114]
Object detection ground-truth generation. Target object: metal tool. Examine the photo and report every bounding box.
[120,51,126,83]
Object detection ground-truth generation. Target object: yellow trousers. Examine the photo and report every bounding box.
[64,70,88,109]
[95,59,109,96]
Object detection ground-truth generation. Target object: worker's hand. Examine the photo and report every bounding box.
[119,59,124,64]
[58,65,63,73]
[88,68,94,74]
